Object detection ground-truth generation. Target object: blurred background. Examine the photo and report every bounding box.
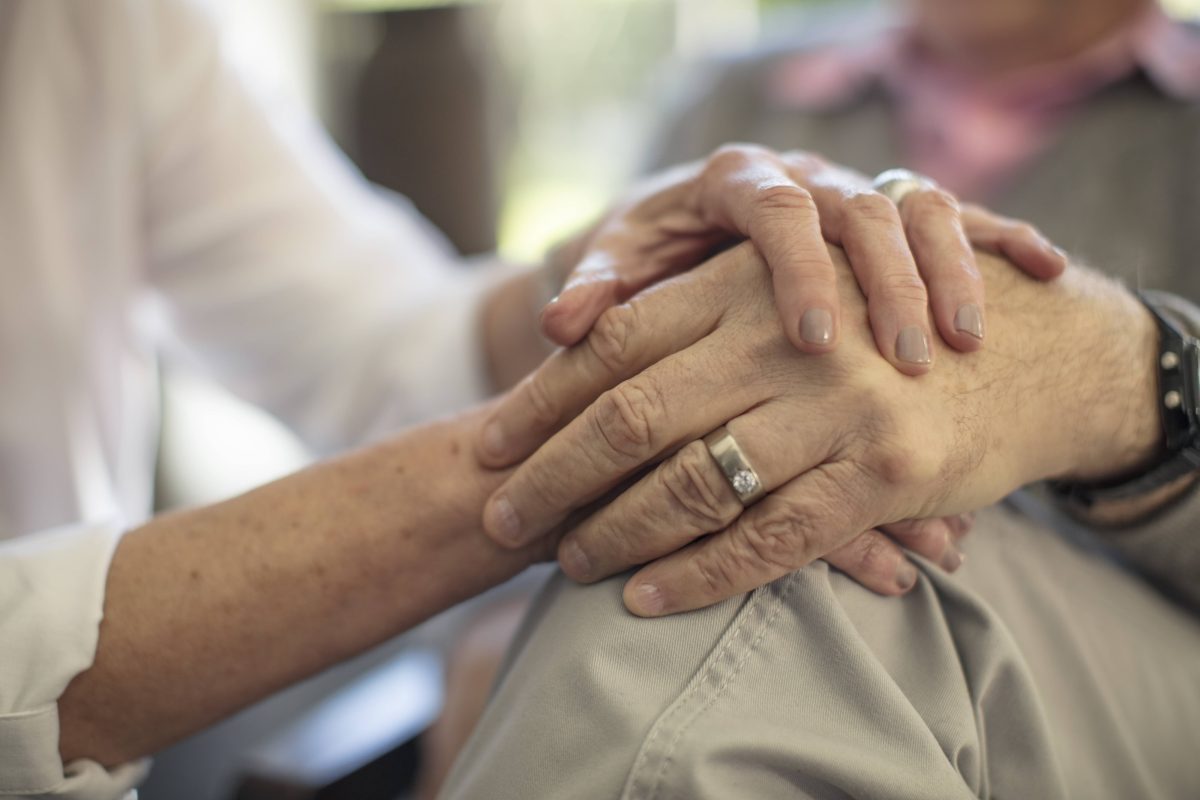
[157,0,832,518]
[145,0,1200,798]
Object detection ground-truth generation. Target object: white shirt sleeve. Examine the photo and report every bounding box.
[2,0,514,795]
[140,0,503,453]
[0,522,148,799]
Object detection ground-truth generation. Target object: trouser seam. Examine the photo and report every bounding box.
[621,573,800,800]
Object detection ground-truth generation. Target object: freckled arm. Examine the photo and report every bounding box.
[56,408,546,767]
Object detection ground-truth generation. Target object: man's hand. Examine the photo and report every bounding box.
[542,145,1066,375]
[476,243,1161,615]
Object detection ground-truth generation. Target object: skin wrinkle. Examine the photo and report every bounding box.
[661,443,738,530]
[590,303,643,377]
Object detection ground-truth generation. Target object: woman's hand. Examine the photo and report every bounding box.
[542,145,1066,375]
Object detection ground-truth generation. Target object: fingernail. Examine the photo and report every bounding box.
[953,304,984,340]
[936,546,964,573]
[539,296,561,322]
[1051,244,1067,259]
[949,512,974,536]
[481,419,507,460]
[560,539,592,580]
[800,308,834,346]
[896,326,931,365]
[631,583,664,616]
[484,494,523,546]
[897,561,919,592]
[939,541,965,572]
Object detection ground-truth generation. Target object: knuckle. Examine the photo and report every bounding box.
[907,188,961,220]
[853,533,894,575]
[661,443,741,529]
[753,183,816,216]
[588,302,640,374]
[705,143,759,178]
[845,191,900,224]
[874,438,915,486]
[693,552,742,598]
[872,269,929,304]
[872,428,940,489]
[781,149,825,172]
[517,456,567,509]
[575,519,635,569]
[847,402,913,487]
[738,499,816,570]
[590,379,665,462]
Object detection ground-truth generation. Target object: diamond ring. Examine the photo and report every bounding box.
[703,426,766,506]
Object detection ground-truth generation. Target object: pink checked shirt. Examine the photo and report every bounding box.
[767,4,1200,200]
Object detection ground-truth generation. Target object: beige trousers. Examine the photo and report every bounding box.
[439,503,1200,799]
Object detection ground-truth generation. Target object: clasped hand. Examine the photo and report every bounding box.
[470,144,1109,615]
[476,240,1091,616]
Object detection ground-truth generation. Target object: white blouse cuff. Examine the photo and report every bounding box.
[0,521,131,797]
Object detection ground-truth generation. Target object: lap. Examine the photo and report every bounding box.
[439,504,1200,800]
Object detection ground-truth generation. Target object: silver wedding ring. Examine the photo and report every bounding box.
[703,426,766,506]
[872,168,937,207]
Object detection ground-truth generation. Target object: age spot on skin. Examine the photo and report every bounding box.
[189,569,201,582]
[450,441,462,456]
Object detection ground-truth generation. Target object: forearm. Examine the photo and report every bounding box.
[57,409,544,767]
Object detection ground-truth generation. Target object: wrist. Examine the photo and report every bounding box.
[1045,272,1163,483]
[357,409,551,617]
[968,259,1162,488]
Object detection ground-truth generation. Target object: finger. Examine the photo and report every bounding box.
[483,336,761,548]
[541,229,730,348]
[960,205,1067,280]
[557,440,743,583]
[879,517,965,572]
[946,511,975,540]
[836,190,934,375]
[823,529,920,596]
[558,405,831,583]
[539,251,628,348]
[477,269,725,470]
[900,188,987,353]
[697,146,840,353]
[623,460,874,616]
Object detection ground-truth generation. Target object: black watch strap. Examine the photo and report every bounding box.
[1052,292,1200,507]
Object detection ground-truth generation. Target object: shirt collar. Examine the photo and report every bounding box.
[766,4,1200,111]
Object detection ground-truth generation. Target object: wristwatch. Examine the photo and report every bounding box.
[1051,291,1200,507]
